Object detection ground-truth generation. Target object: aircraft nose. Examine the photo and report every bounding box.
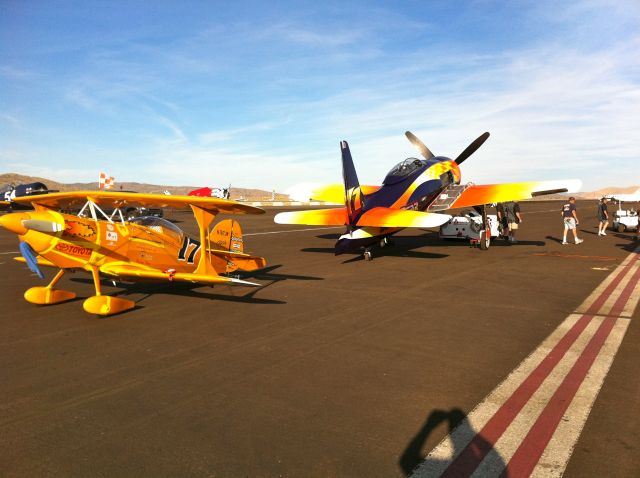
[0,212,30,235]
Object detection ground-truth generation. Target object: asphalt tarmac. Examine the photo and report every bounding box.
[1,201,638,477]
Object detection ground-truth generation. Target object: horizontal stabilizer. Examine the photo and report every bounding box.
[356,208,451,228]
[274,208,348,226]
[287,183,381,203]
[449,179,582,209]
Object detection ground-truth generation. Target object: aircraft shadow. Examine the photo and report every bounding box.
[399,408,506,477]
[69,277,286,305]
[303,234,450,262]
[238,264,323,282]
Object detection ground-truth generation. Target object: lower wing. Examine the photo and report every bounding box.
[447,179,581,209]
[99,263,260,286]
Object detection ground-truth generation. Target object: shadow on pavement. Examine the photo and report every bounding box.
[399,407,506,477]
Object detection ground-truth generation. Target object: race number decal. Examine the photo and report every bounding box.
[178,237,201,264]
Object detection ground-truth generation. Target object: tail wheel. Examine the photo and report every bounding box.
[479,229,490,250]
[364,250,373,261]
[618,224,626,233]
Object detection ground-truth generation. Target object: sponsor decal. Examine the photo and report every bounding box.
[232,242,241,250]
[231,235,243,243]
[106,231,118,242]
[55,242,92,256]
[106,223,115,231]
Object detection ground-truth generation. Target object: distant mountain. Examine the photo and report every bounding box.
[578,185,640,199]
[0,173,290,201]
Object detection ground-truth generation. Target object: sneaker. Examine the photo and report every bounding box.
[575,238,584,244]
[562,241,568,245]
[602,232,607,236]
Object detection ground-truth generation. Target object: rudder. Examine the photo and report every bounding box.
[210,219,243,253]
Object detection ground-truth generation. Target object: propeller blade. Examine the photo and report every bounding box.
[405,131,435,160]
[455,132,490,165]
[19,241,44,279]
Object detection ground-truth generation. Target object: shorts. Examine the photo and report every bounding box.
[508,222,518,230]
[564,217,576,230]
[598,217,607,223]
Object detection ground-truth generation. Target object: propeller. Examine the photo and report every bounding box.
[19,241,44,279]
[404,131,490,165]
[455,132,490,165]
[405,131,434,160]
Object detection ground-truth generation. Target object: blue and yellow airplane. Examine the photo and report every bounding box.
[275,131,580,259]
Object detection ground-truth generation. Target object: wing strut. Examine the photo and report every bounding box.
[190,205,219,277]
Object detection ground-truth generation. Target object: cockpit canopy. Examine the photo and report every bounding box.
[129,216,185,243]
[383,158,426,185]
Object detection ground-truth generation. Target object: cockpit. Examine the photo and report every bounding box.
[129,216,185,243]
[383,158,426,185]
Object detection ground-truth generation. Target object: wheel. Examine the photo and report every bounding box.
[364,250,373,261]
[617,224,625,233]
[479,230,490,250]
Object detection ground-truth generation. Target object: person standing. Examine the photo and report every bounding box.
[562,197,583,245]
[496,203,508,240]
[597,198,609,236]
[503,201,522,243]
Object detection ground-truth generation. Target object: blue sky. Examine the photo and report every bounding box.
[1,0,639,191]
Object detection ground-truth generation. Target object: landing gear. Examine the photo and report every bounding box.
[363,249,373,261]
[82,266,135,316]
[24,269,76,305]
[479,204,491,251]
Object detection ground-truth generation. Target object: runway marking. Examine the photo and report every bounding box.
[532,252,618,261]
[0,251,19,255]
[411,246,640,478]
[244,226,341,236]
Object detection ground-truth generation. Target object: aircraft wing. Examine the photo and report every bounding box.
[99,263,260,286]
[446,179,582,209]
[356,208,451,228]
[288,183,381,202]
[10,191,265,215]
[274,207,348,226]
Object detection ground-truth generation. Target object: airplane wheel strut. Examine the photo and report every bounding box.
[364,249,373,261]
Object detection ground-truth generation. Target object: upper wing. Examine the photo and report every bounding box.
[356,208,451,228]
[99,263,260,286]
[287,183,381,203]
[11,191,265,215]
[274,207,348,226]
[446,179,582,209]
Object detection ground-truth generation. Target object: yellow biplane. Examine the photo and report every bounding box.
[0,191,267,316]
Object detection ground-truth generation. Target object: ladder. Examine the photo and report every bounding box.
[428,183,471,212]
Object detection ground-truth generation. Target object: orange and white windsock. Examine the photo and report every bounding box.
[98,172,115,190]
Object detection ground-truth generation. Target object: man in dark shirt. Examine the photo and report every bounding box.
[597,198,609,236]
[561,197,583,245]
[503,201,523,243]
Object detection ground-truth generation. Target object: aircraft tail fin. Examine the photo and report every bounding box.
[341,141,363,227]
[209,219,243,253]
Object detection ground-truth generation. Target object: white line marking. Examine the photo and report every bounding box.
[531,318,629,477]
[0,251,19,255]
[244,226,342,236]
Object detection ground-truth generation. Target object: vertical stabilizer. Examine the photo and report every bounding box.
[340,141,363,227]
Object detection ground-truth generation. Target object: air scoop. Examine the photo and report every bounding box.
[22,219,64,233]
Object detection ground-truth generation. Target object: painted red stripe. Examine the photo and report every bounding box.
[501,316,617,477]
[440,314,593,478]
[609,258,640,317]
[585,252,639,315]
